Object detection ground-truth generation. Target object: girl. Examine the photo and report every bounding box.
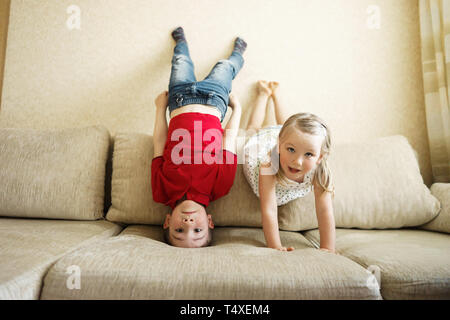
[243,81,336,253]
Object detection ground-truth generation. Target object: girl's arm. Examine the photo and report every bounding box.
[222,93,242,154]
[153,91,169,158]
[313,178,336,253]
[259,163,294,251]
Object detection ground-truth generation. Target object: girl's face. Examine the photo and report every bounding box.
[278,127,324,182]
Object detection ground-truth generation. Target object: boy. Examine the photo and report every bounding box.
[151,27,246,248]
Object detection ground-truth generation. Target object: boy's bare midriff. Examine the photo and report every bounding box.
[169,104,222,121]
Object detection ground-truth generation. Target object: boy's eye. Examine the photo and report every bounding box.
[175,228,183,233]
[287,147,295,153]
[194,228,202,233]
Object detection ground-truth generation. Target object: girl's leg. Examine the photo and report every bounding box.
[203,38,246,93]
[169,27,196,89]
[270,82,290,125]
[246,81,271,130]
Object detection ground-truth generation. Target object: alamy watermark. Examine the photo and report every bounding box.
[366,264,381,288]
[66,265,81,290]
[366,5,381,30]
[66,5,81,30]
[168,123,279,173]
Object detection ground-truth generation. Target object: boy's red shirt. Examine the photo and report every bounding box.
[151,112,237,209]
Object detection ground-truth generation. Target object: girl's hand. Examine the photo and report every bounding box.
[279,246,295,252]
[228,93,241,110]
[155,91,168,109]
[271,245,295,252]
[319,248,336,254]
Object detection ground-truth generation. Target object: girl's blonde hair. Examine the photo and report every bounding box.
[275,113,334,197]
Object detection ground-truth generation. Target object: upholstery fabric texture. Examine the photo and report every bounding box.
[41,226,381,300]
[420,183,450,234]
[0,126,110,220]
[0,218,122,300]
[105,132,170,224]
[279,135,440,230]
[303,228,450,299]
[107,134,440,232]
[106,132,260,226]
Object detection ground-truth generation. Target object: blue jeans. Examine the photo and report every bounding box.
[168,41,244,122]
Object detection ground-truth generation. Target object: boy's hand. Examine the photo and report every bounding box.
[155,91,169,109]
[228,93,241,110]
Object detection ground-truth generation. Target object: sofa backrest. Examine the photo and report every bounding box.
[0,126,110,220]
[106,133,440,230]
[278,135,440,230]
[106,132,170,224]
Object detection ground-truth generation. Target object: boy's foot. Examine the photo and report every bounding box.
[257,80,272,96]
[172,26,186,43]
[233,37,247,55]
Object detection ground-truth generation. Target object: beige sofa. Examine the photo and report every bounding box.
[0,126,449,300]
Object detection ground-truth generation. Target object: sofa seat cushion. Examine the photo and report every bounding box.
[0,218,122,300]
[303,228,450,299]
[41,226,381,300]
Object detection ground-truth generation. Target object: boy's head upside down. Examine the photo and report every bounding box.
[163,197,214,248]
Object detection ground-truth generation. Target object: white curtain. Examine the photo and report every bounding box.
[419,0,450,182]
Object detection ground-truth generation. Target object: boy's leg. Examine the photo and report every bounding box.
[247,81,271,130]
[203,37,247,93]
[169,27,196,89]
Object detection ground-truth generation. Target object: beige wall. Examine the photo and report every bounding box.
[0,0,432,185]
[0,0,10,107]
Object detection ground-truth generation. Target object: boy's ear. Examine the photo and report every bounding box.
[207,214,214,229]
[163,213,171,229]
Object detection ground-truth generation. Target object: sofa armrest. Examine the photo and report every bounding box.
[420,183,450,234]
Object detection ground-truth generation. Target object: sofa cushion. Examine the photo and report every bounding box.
[303,228,450,299]
[279,135,440,230]
[105,132,261,227]
[420,183,450,234]
[41,225,381,300]
[106,134,439,231]
[105,132,170,225]
[205,165,262,227]
[0,218,122,299]
[0,126,110,220]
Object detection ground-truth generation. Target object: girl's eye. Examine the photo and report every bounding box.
[287,147,295,153]
[194,228,202,233]
[305,153,313,157]
[175,228,183,233]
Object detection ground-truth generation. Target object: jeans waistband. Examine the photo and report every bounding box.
[168,83,228,122]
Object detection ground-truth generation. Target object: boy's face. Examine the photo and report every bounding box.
[163,200,214,248]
